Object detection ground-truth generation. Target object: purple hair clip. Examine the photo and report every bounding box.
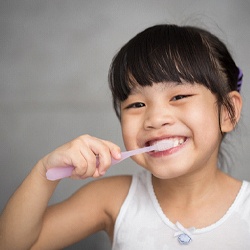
[237,67,243,92]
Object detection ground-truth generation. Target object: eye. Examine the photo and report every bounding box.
[171,95,191,101]
[125,102,145,109]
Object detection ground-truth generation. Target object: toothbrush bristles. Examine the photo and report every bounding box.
[155,141,173,151]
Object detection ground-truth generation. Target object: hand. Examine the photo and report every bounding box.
[41,135,121,179]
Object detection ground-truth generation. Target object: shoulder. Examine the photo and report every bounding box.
[48,175,133,241]
[89,174,133,212]
[78,175,133,200]
[73,175,133,210]
[240,180,250,201]
[76,175,133,221]
[232,180,250,218]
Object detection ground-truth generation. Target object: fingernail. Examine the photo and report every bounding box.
[111,149,121,159]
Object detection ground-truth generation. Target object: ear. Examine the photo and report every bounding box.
[220,91,242,133]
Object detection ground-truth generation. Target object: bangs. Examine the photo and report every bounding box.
[109,24,231,117]
[126,25,208,87]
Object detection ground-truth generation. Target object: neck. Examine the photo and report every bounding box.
[151,166,242,229]
[152,167,228,207]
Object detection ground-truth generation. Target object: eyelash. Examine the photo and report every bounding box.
[171,95,191,101]
[125,95,192,109]
[125,102,145,109]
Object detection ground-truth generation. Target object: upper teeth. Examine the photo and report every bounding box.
[151,138,185,148]
[173,138,185,147]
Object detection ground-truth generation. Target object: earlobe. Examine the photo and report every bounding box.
[220,91,242,133]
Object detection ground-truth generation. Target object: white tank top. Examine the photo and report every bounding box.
[112,170,250,249]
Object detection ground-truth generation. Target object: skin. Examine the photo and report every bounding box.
[121,82,242,228]
[0,81,242,249]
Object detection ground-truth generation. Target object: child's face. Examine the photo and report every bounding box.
[120,82,223,179]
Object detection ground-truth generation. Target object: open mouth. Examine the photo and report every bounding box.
[147,137,186,151]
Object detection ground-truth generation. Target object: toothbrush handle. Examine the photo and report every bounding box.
[46,146,153,181]
[113,145,154,163]
[46,156,101,181]
[110,150,137,165]
[46,166,74,181]
[46,155,123,181]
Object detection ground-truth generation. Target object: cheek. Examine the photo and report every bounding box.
[190,104,221,144]
[121,117,138,149]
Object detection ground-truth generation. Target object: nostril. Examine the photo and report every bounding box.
[146,125,154,129]
[144,108,174,130]
[144,121,170,130]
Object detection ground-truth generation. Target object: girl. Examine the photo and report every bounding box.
[0,24,249,249]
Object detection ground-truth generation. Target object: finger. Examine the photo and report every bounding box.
[87,143,116,176]
[71,149,97,178]
[92,168,101,178]
[99,139,121,159]
[76,137,118,176]
[97,139,121,174]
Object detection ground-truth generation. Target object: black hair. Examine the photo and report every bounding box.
[108,24,240,124]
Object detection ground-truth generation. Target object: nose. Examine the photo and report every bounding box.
[143,105,174,130]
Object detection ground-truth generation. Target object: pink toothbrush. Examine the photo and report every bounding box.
[46,140,174,181]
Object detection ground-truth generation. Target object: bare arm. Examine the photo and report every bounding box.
[31,175,132,249]
[0,135,122,250]
[0,162,59,249]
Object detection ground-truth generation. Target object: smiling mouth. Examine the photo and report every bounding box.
[147,137,186,150]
